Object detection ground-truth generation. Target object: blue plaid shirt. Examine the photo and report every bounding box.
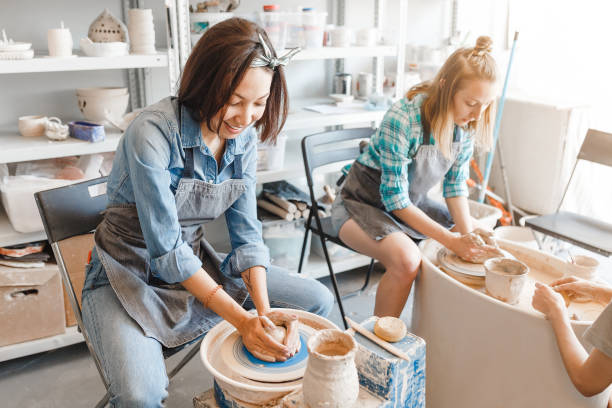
[357,93,474,212]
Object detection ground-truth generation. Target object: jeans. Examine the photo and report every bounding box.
[81,266,334,407]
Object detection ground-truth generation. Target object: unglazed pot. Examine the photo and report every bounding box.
[302,329,359,408]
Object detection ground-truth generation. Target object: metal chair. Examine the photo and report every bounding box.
[525,128,612,256]
[297,128,377,329]
[35,177,202,407]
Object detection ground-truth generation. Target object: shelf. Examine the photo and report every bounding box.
[0,129,123,164]
[291,45,397,61]
[302,252,372,280]
[0,51,169,74]
[0,325,83,363]
[284,99,386,131]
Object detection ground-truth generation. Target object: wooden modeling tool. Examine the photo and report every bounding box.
[345,317,411,361]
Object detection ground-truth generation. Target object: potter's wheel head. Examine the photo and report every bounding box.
[220,324,315,383]
[437,247,515,284]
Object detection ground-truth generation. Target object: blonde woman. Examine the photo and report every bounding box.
[331,36,501,317]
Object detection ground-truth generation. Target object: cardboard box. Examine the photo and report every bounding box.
[0,263,66,347]
[57,234,94,327]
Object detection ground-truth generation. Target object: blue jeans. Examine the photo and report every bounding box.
[81,266,333,407]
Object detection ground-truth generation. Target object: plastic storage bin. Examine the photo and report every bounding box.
[0,176,74,233]
[301,10,327,48]
[257,134,287,171]
[262,218,310,271]
[468,199,502,230]
[258,7,287,51]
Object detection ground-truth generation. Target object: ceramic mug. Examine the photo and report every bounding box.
[47,27,73,57]
[356,27,377,46]
[18,115,60,137]
[330,26,351,47]
[484,257,529,304]
[565,255,599,280]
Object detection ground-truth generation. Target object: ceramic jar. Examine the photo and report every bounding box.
[302,329,359,408]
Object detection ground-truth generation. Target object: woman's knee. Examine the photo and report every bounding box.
[385,250,421,284]
[111,372,168,407]
[302,277,334,317]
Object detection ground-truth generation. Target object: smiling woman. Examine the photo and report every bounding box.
[78,17,334,407]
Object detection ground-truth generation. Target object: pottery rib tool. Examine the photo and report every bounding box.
[345,317,411,361]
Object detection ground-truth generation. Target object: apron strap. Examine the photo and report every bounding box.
[183,147,196,179]
[233,154,243,179]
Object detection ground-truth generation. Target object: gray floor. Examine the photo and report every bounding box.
[0,264,402,408]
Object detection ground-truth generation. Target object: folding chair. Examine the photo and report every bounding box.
[525,129,612,256]
[35,177,202,407]
[297,128,377,329]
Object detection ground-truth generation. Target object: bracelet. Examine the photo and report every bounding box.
[204,284,223,309]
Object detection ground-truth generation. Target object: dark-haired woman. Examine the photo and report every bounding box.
[81,18,333,406]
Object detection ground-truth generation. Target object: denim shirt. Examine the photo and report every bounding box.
[84,97,270,293]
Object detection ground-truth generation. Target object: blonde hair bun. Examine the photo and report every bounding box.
[473,36,493,56]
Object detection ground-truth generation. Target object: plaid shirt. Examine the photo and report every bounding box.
[357,93,474,212]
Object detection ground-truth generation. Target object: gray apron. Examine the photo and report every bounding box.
[94,145,249,348]
[337,128,463,241]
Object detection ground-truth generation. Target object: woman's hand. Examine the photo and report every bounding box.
[236,314,290,362]
[551,276,612,305]
[532,282,567,320]
[448,232,504,263]
[265,310,301,356]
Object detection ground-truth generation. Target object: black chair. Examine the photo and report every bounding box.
[297,128,377,329]
[35,177,202,408]
[525,129,612,257]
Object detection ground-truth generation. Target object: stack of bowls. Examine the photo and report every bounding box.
[76,87,129,124]
[128,8,156,54]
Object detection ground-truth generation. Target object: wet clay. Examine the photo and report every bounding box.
[315,342,351,356]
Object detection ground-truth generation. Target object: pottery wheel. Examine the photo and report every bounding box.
[220,324,315,383]
[437,247,515,284]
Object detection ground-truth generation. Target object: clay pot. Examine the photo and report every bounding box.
[484,257,529,304]
[302,329,359,408]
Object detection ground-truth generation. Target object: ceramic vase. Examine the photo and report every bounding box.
[302,329,359,408]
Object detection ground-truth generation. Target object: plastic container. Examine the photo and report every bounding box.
[285,12,304,48]
[467,199,502,230]
[258,6,287,51]
[301,9,327,48]
[0,176,75,233]
[262,219,310,271]
[189,12,234,46]
[257,134,287,171]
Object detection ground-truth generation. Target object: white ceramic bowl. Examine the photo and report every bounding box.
[77,93,129,123]
[494,226,538,249]
[18,115,46,137]
[200,308,338,405]
[566,255,599,280]
[76,87,128,97]
[80,38,128,57]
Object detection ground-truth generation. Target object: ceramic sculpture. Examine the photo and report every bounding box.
[88,9,128,43]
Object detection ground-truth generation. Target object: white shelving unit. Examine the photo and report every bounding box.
[0,0,406,361]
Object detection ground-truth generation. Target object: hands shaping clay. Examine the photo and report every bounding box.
[374,316,407,343]
[264,325,287,344]
[463,229,505,264]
